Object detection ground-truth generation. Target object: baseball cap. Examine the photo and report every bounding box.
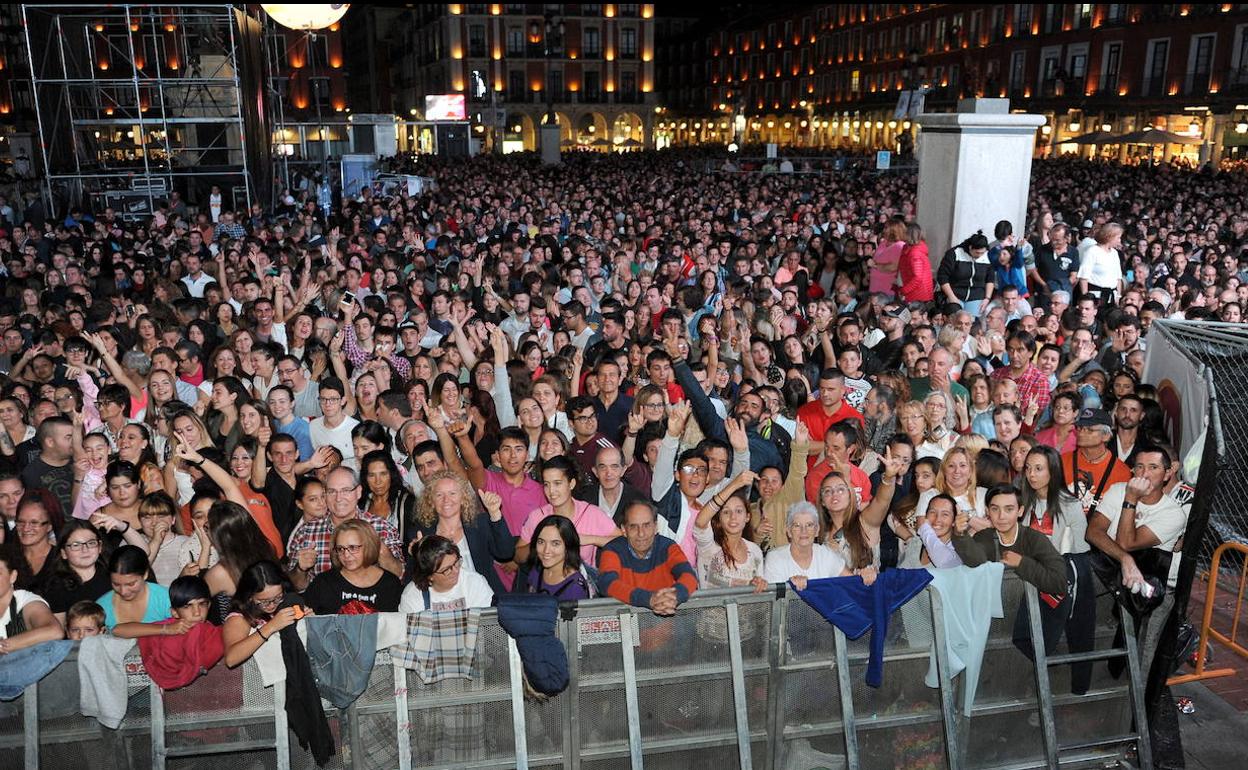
[1075,407,1112,428]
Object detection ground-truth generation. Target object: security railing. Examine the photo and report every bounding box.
[0,573,1149,770]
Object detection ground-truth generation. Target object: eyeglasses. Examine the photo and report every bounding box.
[16,519,49,529]
[64,539,101,552]
[435,556,462,576]
[251,595,283,611]
[327,486,357,496]
[572,413,597,423]
[679,464,708,476]
[333,544,363,555]
[318,396,341,403]
[642,402,665,410]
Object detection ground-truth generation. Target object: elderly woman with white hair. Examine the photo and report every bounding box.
[763,502,854,590]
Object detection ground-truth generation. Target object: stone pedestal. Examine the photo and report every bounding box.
[916,99,1045,268]
[540,123,561,165]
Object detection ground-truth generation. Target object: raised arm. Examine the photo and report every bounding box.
[174,438,249,509]
[859,447,903,528]
[698,470,757,529]
[489,327,517,428]
[651,403,689,500]
[84,332,144,402]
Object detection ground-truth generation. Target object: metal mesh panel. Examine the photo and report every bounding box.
[776,590,848,768]
[162,659,275,752]
[633,605,735,750]
[401,619,517,769]
[1145,323,1248,567]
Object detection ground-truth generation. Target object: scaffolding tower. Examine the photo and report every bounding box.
[22,4,266,219]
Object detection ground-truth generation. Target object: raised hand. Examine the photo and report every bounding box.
[733,468,759,490]
[627,410,646,435]
[724,416,749,453]
[478,490,503,520]
[667,400,691,438]
[794,419,811,447]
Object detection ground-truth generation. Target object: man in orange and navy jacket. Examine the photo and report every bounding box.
[597,500,698,616]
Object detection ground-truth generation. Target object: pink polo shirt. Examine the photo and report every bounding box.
[483,469,547,590]
[520,499,618,567]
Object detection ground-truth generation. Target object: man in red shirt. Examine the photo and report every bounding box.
[805,420,873,507]
[796,368,864,442]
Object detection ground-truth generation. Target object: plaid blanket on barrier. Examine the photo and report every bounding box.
[390,609,481,684]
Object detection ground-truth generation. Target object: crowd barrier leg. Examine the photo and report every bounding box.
[507,636,530,770]
[762,592,788,770]
[1169,542,1244,685]
[23,682,38,770]
[1023,585,1061,770]
[1022,583,1154,769]
[150,684,166,770]
[927,589,963,770]
[560,613,581,770]
[831,625,860,770]
[724,601,753,770]
[392,662,412,770]
[617,609,644,770]
[273,683,290,770]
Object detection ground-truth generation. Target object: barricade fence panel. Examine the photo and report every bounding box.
[2,577,1149,770]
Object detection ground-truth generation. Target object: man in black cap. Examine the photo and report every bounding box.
[871,303,909,373]
[1062,407,1132,518]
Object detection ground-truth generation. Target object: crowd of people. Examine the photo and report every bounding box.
[0,149,1225,712]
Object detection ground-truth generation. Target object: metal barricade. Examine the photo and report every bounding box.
[1168,541,1247,686]
[0,574,1153,769]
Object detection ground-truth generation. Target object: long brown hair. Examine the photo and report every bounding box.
[710,488,755,569]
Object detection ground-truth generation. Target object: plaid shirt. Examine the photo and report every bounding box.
[991,363,1052,417]
[393,608,483,684]
[344,321,412,380]
[286,510,403,576]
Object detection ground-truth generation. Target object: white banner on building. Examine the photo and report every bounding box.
[1142,326,1208,458]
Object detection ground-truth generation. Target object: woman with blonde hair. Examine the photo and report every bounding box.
[914,446,989,532]
[918,391,958,457]
[409,470,515,595]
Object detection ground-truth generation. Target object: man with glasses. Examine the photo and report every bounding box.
[1063,408,1132,518]
[21,416,74,516]
[276,354,320,419]
[567,396,616,478]
[309,377,359,470]
[560,299,595,351]
[286,466,403,589]
[173,340,205,388]
[652,403,712,567]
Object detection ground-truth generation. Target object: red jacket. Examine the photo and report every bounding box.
[137,619,224,690]
[898,241,934,303]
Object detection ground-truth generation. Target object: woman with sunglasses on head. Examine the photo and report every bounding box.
[302,520,402,615]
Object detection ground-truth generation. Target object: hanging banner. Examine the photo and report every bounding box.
[1142,325,1209,457]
